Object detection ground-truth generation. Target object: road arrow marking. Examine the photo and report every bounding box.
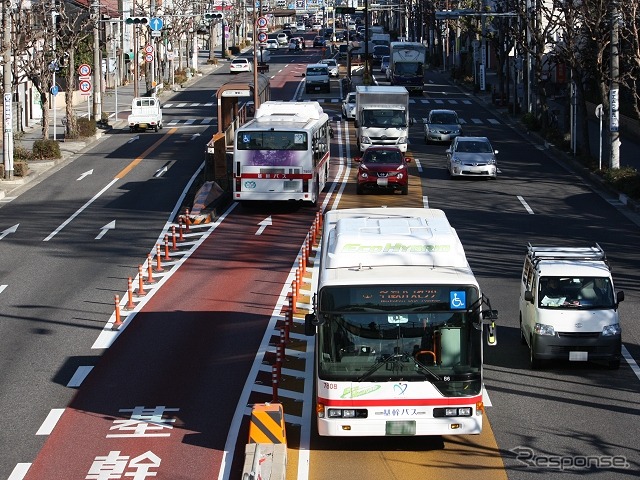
[0,223,19,240]
[0,285,7,294]
[190,133,201,141]
[153,166,168,177]
[96,220,116,240]
[255,216,272,235]
[77,169,94,181]
[127,135,140,144]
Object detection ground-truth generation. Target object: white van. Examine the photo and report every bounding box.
[303,63,330,94]
[519,244,624,369]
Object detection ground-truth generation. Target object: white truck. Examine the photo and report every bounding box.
[127,96,163,132]
[389,42,427,93]
[354,85,411,152]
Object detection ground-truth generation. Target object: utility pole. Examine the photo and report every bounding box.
[92,0,102,122]
[609,0,620,169]
[3,0,14,180]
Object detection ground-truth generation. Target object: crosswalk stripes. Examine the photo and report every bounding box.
[422,116,501,126]
[164,118,218,126]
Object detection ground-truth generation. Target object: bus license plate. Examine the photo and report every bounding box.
[386,421,416,435]
[569,351,588,361]
[377,177,389,187]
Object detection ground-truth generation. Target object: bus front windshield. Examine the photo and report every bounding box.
[316,285,482,397]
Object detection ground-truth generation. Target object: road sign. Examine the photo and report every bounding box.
[145,53,154,63]
[258,32,267,42]
[257,16,268,28]
[144,44,154,54]
[50,85,59,96]
[78,63,91,76]
[151,30,161,37]
[79,79,92,95]
[149,17,163,31]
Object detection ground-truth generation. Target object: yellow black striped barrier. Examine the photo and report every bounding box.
[248,403,287,444]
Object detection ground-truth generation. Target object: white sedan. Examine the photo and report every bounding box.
[320,59,339,77]
[265,39,280,50]
[229,57,253,73]
[341,92,356,120]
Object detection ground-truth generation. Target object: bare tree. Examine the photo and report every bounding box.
[55,1,92,138]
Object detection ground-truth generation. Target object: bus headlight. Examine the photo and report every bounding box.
[534,323,555,336]
[602,323,621,336]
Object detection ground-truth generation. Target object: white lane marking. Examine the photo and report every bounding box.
[67,366,94,387]
[488,118,500,124]
[622,346,640,380]
[7,463,31,480]
[0,285,7,294]
[36,408,65,435]
[95,220,116,240]
[414,158,424,173]
[517,195,535,214]
[44,179,119,241]
[471,118,483,124]
[0,223,19,240]
[423,195,429,208]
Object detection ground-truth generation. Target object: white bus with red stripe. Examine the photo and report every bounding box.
[233,101,330,204]
[305,207,498,436]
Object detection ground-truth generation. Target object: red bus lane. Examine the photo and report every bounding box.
[24,206,317,479]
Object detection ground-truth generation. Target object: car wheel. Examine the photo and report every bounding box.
[154,125,158,132]
[529,337,542,369]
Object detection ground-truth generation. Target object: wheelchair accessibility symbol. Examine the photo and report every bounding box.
[450,291,466,309]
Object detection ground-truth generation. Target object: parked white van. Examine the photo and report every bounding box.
[519,244,624,369]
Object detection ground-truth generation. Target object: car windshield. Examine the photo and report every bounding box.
[322,60,336,67]
[430,112,458,124]
[538,276,616,309]
[307,67,328,76]
[362,109,405,127]
[455,140,493,153]
[346,93,356,103]
[363,149,403,165]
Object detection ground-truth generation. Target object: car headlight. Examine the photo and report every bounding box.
[397,136,407,144]
[361,136,371,144]
[602,323,621,336]
[395,172,404,179]
[534,323,555,336]
[487,157,496,165]
[452,156,462,164]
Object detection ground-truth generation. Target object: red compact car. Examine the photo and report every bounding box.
[354,146,411,195]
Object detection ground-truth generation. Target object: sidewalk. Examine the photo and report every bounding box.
[0,49,226,200]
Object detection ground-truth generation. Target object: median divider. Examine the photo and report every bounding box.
[242,403,287,480]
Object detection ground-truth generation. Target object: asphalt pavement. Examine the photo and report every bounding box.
[0,49,227,201]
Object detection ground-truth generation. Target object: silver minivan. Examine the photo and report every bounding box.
[303,64,330,94]
[519,244,624,369]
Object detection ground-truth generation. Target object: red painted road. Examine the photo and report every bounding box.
[25,206,317,479]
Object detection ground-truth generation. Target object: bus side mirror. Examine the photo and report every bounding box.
[524,290,534,303]
[305,313,317,336]
[486,321,497,346]
[482,310,498,346]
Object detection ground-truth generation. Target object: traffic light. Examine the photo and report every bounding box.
[125,17,149,25]
[204,12,223,20]
[335,7,356,14]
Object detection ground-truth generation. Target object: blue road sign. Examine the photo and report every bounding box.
[50,85,59,96]
[150,17,163,31]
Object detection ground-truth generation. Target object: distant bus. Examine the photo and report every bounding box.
[305,207,498,436]
[233,101,331,204]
